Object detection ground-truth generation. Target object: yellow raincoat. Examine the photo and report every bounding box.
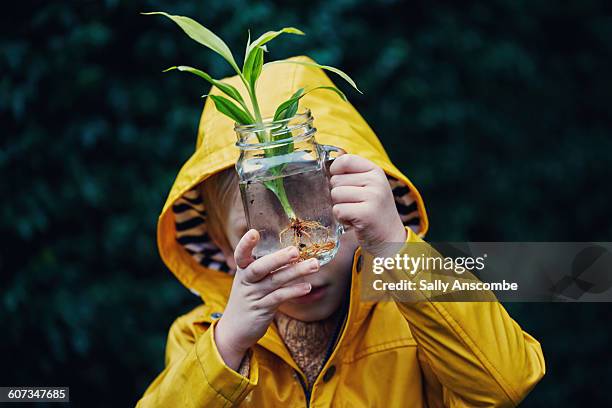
[137,57,545,407]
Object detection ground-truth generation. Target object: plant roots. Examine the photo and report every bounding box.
[279,217,335,260]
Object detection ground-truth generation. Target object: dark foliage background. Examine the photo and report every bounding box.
[2,0,611,406]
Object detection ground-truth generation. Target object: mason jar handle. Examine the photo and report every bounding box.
[319,144,350,234]
[320,144,346,175]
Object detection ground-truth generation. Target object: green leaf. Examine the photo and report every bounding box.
[269,85,346,160]
[273,88,305,122]
[242,28,304,93]
[247,27,305,56]
[266,88,304,159]
[244,29,251,62]
[142,12,240,73]
[273,86,347,122]
[164,66,247,107]
[265,59,362,93]
[243,47,264,89]
[208,95,254,125]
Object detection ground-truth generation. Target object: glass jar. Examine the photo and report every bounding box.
[235,110,343,264]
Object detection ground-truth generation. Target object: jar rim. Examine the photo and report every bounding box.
[235,130,315,150]
[234,109,312,134]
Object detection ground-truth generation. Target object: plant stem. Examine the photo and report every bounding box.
[249,88,263,125]
[246,82,264,136]
[242,75,297,221]
[268,179,296,220]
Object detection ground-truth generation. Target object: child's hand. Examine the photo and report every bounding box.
[330,154,407,257]
[214,229,319,370]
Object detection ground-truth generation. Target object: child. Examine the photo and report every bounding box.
[138,57,545,407]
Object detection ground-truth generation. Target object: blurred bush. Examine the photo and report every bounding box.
[1,0,611,405]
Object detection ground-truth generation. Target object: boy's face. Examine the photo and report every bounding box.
[221,194,357,322]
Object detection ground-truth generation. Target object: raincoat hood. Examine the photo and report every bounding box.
[157,56,429,304]
[141,57,545,408]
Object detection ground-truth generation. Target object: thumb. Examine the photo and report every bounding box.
[234,229,259,269]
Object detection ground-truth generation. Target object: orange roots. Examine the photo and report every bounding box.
[297,241,336,261]
[279,217,335,260]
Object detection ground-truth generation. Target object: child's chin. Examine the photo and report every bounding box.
[278,301,337,322]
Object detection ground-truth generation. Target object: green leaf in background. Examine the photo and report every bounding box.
[4,5,610,406]
[208,95,254,124]
[142,12,241,73]
[243,47,264,89]
[266,59,362,93]
[163,66,247,108]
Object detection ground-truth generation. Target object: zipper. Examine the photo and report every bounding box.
[296,371,311,407]
[295,283,351,407]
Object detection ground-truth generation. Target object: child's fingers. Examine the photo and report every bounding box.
[329,173,369,188]
[331,185,366,204]
[329,154,376,176]
[258,258,319,294]
[234,229,260,270]
[333,202,367,225]
[242,246,300,283]
[258,282,312,308]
